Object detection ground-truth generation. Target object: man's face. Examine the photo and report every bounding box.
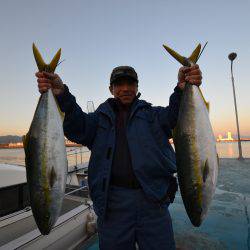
[109,77,138,105]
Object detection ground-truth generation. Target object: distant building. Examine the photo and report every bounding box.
[217,131,234,142]
[227,132,233,140]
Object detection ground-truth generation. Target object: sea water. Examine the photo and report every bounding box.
[0,142,250,166]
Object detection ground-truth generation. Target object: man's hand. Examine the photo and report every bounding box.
[177,64,202,90]
[35,71,65,96]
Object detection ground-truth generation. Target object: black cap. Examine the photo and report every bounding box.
[110,66,138,85]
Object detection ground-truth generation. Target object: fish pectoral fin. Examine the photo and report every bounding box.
[33,43,46,72]
[49,48,61,73]
[163,44,189,66]
[188,44,201,64]
[54,97,65,121]
[49,166,57,188]
[202,159,210,183]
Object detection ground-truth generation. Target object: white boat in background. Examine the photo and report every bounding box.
[0,164,27,188]
[0,160,97,250]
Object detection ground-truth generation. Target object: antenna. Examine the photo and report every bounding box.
[87,101,95,113]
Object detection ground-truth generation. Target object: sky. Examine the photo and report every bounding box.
[0,0,250,137]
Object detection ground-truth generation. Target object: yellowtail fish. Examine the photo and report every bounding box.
[23,44,67,235]
[163,43,219,226]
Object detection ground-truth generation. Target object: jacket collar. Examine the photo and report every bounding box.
[97,95,151,124]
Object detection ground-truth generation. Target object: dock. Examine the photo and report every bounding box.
[171,158,250,250]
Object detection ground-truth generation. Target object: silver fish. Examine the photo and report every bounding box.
[163,43,219,226]
[23,44,67,235]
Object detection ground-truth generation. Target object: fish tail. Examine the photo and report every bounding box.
[163,43,203,66]
[32,43,61,73]
[188,44,201,64]
[163,44,189,66]
[49,48,61,73]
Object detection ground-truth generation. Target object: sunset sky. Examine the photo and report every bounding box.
[0,0,249,137]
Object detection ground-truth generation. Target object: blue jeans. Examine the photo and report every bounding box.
[97,186,176,250]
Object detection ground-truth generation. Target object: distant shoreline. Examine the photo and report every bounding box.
[216,139,250,142]
[0,140,250,149]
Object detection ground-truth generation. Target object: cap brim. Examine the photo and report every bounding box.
[110,75,138,85]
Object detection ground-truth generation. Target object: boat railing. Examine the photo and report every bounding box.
[65,185,88,196]
[0,186,90,223]
[66,147,90,170]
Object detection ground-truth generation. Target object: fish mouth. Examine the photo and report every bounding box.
[190,215,203,227]
[188,206,207,227]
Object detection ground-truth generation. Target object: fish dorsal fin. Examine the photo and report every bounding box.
[22,131,31,153]
[32,43,61,73]
[163,44,189,66]
[198,88,210,112]
[188,44,201,64]
[205,102,210,112]
[202,159,210,183]
[54,95,65,121]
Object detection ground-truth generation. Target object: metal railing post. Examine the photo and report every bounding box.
[228,52,244,160]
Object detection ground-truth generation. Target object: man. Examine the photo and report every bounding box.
[36,64,202,250]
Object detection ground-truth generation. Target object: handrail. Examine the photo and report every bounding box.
[65,185,88,196]
[67,150,89,156]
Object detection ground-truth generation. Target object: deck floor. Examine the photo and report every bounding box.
[80,158,250,250]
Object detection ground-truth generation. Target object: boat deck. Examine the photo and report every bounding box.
[0,195,85,247]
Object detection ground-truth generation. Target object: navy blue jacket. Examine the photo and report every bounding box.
[56,86,183,219]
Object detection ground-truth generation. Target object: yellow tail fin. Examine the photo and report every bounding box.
[32,43,61,73]
[163,44,188,66]
[163,43,201,66]
[188,44,201,64]
[163,42,209,111]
